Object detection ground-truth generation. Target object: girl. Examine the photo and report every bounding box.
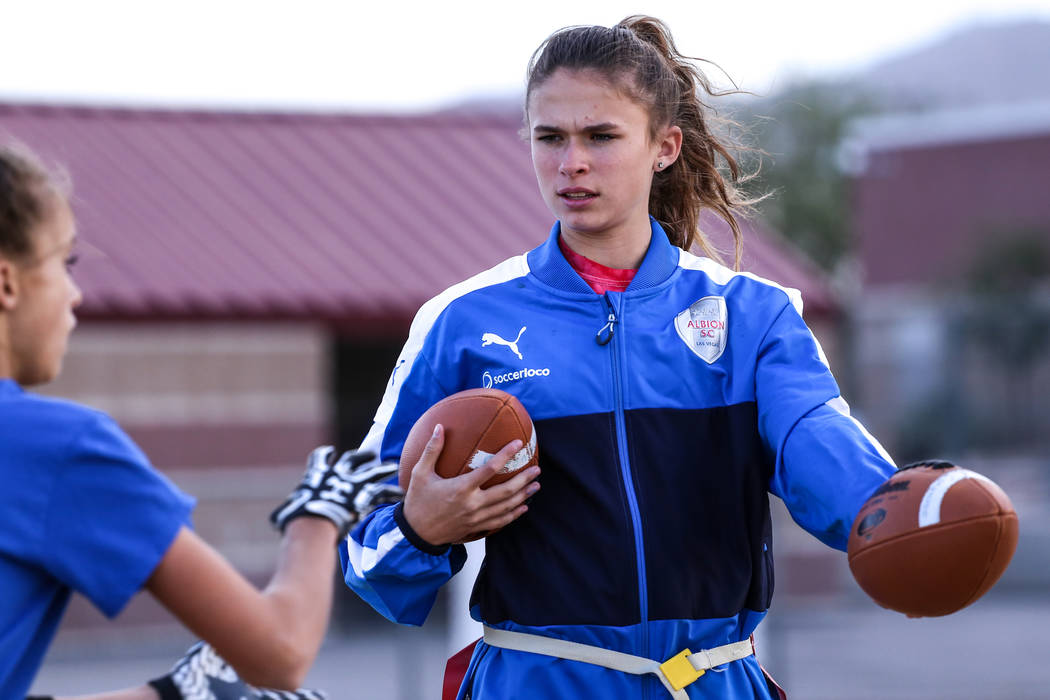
[0,141,410,700]
[343,16,896,700]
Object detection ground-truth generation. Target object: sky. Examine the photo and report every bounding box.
[3,0,1050,112]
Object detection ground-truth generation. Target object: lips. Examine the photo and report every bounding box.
[558,187,596,197]
[557,187,597,206]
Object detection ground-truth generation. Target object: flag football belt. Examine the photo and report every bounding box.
[482,626,755,699]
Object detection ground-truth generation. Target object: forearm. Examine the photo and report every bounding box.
[258,517,338,674]
[148,522,337,689]
[215,518,338,687]
[48,688,158,700]
[135,445,398,694]
[770,403,896,549]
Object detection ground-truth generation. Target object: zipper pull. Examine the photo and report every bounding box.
[596,293,617,346]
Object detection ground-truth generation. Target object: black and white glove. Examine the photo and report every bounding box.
[270,446,402,538]
[147,641,327,700]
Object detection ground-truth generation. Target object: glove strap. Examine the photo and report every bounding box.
[147,676,183,700]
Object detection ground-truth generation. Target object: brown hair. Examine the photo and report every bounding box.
[525,15,758,267]
[0,142,69,260]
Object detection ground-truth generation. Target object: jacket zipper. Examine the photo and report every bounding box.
[600,293,651,684]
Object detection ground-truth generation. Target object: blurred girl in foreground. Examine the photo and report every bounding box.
[0,142,405,699]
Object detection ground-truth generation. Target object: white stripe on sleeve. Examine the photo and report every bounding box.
[358,254,530,460]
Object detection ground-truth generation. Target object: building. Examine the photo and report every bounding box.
[843,100,1050,458]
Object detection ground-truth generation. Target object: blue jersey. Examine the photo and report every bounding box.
[0,379,195,698]
[341,221,895,699]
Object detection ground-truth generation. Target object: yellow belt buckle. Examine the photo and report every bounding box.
[659,648,704,691]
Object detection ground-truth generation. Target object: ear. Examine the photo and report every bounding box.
[0,258,19,311]
[654,124,683,171]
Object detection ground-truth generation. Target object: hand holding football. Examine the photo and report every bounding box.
[399,388,538,490]
[398,389,540,544]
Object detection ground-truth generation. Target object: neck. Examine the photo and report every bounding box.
[0,319,15,382]
[560,222,651,270]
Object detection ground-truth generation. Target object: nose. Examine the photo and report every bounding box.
[69,277,83,309]
[559,141,589,177]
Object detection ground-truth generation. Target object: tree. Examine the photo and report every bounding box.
[729,83,882,272]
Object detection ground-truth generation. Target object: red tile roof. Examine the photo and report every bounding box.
[1,103,835,328]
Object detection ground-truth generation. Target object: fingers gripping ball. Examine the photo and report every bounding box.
[847,461,1018,617]
[399,388,538,490]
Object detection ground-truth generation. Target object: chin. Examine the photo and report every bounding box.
[558,212,610,236]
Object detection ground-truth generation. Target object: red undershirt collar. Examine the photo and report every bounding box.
[558,236,638,294]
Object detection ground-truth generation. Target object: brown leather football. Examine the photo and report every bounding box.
[847,461,1018,617]
[398,388,537,491]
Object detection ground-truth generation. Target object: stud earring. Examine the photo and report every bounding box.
[657,161,664,170]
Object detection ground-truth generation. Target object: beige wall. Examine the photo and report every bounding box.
[44,320,328,432]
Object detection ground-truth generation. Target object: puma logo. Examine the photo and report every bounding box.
[481,326,527,360]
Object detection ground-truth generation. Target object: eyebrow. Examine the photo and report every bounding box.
[532,122,621,135]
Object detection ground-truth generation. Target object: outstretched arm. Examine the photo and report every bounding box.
[146,518,334,689]
[33,447,399,699]
[755,298,896,549]
[146,447,398,688]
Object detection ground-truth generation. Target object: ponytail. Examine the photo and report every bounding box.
[526,16,760,268]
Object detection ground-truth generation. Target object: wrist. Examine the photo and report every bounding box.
[283,514,341,543]
[394,502,449,555]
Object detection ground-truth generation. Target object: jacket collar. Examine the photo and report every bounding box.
[527,218,680,294]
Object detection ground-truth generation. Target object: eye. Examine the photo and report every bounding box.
[64,254,79,269]
[591,133,615,142]
[536,134,562,144]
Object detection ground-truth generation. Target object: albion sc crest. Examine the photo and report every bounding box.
[674,296,728,363]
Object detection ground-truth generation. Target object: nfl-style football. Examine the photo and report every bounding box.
[398,388,537,491]
[847,461,1018,617]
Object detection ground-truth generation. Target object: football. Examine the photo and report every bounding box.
[847,461,1018,617]
[398,388,537,491]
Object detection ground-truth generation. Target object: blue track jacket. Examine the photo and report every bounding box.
[341,220,896,699]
